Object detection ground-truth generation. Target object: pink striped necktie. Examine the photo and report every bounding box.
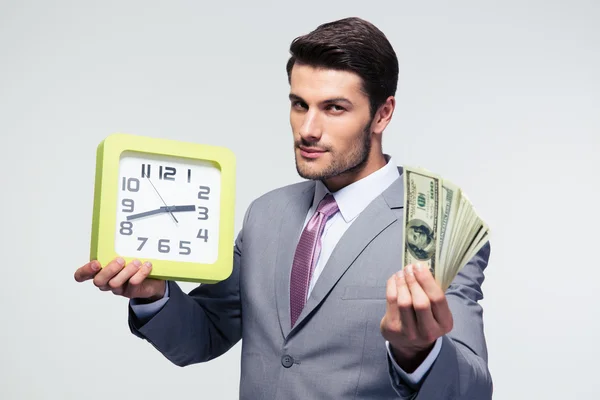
[290,193,339,328]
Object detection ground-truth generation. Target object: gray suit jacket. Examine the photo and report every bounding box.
[129,168,493,399]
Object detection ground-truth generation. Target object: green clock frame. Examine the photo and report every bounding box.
[90,133,236,283]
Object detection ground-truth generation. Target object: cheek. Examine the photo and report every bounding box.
[328,124,363,151]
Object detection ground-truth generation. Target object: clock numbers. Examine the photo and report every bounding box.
[197,228,209,242]
[198,186,210,200]
[158,239,170,253]
[141,164,151,178]
[120,179,139,236]
[120,221,133,235]
[140,164,180,181]
[159,166,176,181]
[196,185,211,243]
[197,206,209,220]
[118,164,215,257]
[137,237,148,250]
[122,199,134,213]
[134,238,194,254]
[179,241,191,255]
[122,177,140,192]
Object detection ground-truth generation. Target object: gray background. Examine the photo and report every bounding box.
[1,0,598,398]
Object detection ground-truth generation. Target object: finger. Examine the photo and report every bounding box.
[384,273,401,323]
[128,262,159,298]
[93,257,126,289]
[128,261,153,288]
[403,264,439,341]
[414,263,453,331]
[74,260,101,282]
[396,269,418,339]
[108,259,143,290]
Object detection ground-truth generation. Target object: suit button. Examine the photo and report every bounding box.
[281,355,294,368]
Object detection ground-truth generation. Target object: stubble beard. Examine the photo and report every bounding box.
[295,124,373,181]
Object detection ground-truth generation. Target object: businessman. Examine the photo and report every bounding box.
[75,17,493,399]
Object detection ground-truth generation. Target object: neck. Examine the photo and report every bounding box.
[323,152,387,192]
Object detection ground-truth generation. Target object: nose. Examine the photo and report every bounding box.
[298,110,323,142]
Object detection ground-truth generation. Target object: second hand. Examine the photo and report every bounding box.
[146,177,178,224]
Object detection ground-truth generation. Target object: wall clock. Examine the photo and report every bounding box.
[89,133,236,283]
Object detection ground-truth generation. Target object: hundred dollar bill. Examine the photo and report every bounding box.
[402,167,442,275]
[440,181,459,269]
[439,180,460,288]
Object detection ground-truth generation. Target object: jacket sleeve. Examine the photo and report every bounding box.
[389,242,493,399]
[127,202,253,367]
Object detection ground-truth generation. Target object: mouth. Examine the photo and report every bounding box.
[298,145,327,159]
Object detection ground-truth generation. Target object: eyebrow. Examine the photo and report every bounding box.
[289,93,354,106]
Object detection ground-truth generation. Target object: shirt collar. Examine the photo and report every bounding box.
[312,154,400,223]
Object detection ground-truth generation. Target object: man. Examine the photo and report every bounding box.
[74,17,492,399]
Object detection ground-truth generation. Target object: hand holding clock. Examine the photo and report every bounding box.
[74,257,165,301]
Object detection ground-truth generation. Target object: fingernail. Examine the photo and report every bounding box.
[133,259,142,267]
[144,261,152,269]
[396,270,404,279]
[91,261,100,271]
[415,263,422,272]
[116,257,125,266]
[405,265,414,275]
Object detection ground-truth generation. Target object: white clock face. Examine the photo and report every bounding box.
[115,151,221,264]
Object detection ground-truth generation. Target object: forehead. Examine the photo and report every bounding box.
[289,64,367,102]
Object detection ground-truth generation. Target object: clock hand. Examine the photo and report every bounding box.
[126,207,165,221]
[146,177,178,224]
[164,205,196,213]
[126,205,195,221]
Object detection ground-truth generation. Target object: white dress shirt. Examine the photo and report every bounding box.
[131,155,442,388]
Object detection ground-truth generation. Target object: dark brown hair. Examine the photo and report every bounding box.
[286,17,399,118]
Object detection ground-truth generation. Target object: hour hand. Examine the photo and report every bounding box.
[126,208,164,221]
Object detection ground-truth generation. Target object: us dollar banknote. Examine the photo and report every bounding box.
[401,167,442,274]
[402,166,490,290]
[439,180,460,286]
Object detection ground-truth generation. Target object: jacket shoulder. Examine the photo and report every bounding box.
[253,180,313,205]
[241,180,312,220]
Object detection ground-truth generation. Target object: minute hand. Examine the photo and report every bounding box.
[163,205,196,213]
[126,205,197,221]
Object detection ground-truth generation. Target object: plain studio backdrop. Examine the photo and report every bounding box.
[1,0,598,399]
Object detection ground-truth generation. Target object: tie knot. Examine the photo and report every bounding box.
[316,194,339,218]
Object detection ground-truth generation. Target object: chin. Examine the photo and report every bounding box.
[295,157,328,180]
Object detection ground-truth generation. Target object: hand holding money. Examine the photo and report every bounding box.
[401,166,490,291]
[380,262,454,372]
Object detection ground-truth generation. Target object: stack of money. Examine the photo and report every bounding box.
[401,166,490,291]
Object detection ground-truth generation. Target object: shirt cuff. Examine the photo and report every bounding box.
[129,281,170,320]
[386,337,443,388]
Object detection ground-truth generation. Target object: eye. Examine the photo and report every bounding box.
[291,100,307,110]
[326,104,346,113]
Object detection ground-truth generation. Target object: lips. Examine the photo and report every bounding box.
[298,146,326,153]
[298,145,326,159]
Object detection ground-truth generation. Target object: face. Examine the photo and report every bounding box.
[289,64,384,191]
[407,227,430,249]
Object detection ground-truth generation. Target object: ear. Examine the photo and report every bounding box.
[371,96,396,135]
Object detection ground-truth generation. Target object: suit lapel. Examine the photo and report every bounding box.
[290,171,405,335]
[274,183,315,338]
